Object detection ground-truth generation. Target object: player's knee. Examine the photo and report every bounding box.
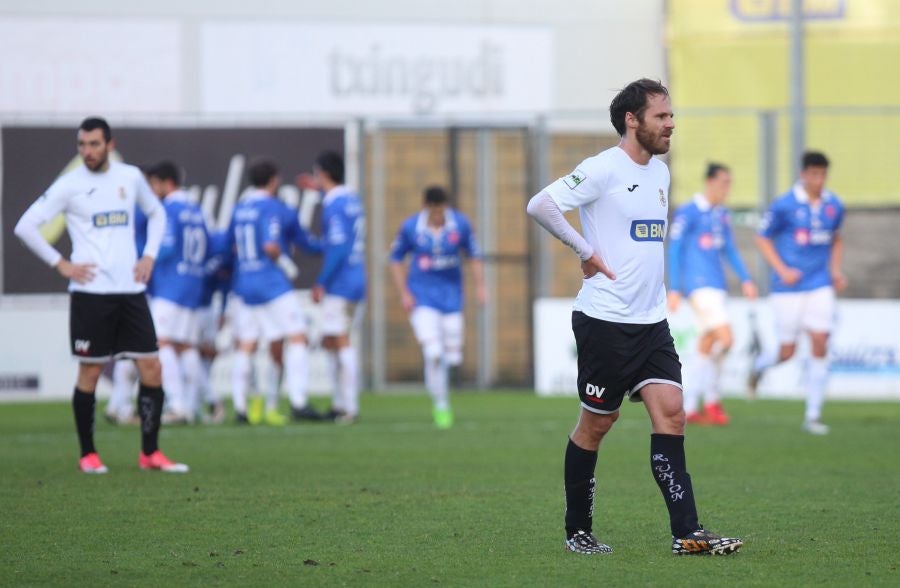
[421,341,443,362]
[136,357,162,386]
[580,411,619,442]
[77,364,104,390]
[445,348,462,366]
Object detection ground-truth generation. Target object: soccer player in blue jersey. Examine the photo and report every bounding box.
[667,163,757,425]
[751,151,846,435]
[299,151,367,423]
[389,186,485,428]
[228,160,319,425]
[145,161,209,424]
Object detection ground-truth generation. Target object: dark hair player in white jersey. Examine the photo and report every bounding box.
[14,117,188,474]
[527,79,741,555]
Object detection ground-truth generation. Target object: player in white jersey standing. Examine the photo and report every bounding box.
[14,117,188,474]
[527,80,741,555]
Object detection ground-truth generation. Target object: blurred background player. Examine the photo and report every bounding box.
[228,159,317,426]
[194,228,231,424]
[388,185,486,428]
[298,151,367,424]
[14,117,187,473]
[146,161,209,424]
[667,163,757,425]
[751,151,846,435]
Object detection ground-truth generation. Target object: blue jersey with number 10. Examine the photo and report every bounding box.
[390,209,481,314]
[228,191,294,305]
[316,186,366,302]
[149,190,208,308]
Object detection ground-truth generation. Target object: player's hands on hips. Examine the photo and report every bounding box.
[831,270,848,292]
[742,280,759,300]
[57,259,96,284]
[133,256,155,284]
[581,253,616,281]
[296,173,319,191]
[666,291,681,312]
[401,290,415,312]
[778,266,802,286]
[312,285,325,303]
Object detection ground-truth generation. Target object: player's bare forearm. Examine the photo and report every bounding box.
[469,259,487,304]
[755,236,801,285]
[755,235,791,275]
[133,256,155,284]
[389,262,415,311]
[830,234,847,291]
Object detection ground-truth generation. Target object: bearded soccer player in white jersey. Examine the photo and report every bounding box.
[14,117,188,474]
[527,79,741,555]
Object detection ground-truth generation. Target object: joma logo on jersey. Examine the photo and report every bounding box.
[630,220,666,242]
[92,210,129,228]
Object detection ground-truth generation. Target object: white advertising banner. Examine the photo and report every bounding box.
[201,22,553,116]
[0,18,181,114]
[534,297,900,400]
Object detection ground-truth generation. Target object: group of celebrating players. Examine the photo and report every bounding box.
[13,116,485,474]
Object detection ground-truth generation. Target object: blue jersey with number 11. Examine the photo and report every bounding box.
[228,191,294,305]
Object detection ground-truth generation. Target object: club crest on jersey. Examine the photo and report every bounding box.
[93,210,129,228]
[118,186,126,199]
[659,188,667,206]
[564,169,587,190]
[631,219,666,242]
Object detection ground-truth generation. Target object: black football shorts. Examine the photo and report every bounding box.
[571,311,682,414]
[70,292,158,362]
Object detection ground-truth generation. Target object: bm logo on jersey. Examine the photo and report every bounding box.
[92,210,129,228]
[630,220,666,242]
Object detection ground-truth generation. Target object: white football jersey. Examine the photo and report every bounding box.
[545,146,670,324]
[17,161,165,294]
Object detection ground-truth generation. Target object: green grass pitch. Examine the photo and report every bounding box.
[1,393,898,586]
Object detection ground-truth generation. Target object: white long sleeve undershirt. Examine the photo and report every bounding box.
[526,191,594,261]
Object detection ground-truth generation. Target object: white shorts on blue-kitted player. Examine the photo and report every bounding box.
[770,286,835,344]
[234,291,306,344]
[409,306,464,365]
[688,287,730,333]
[150,297,200,345]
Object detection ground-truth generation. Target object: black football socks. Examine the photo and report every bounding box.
[564,438,598,535]
[138,384,164,455]
[650,433,700,537]
[72,388,97,457]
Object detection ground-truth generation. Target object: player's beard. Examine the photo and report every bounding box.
[84,150,110,172]
[636,123,671,155]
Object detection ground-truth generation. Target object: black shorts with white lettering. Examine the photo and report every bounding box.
[572,311,682,414]
[70,292,158,363]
